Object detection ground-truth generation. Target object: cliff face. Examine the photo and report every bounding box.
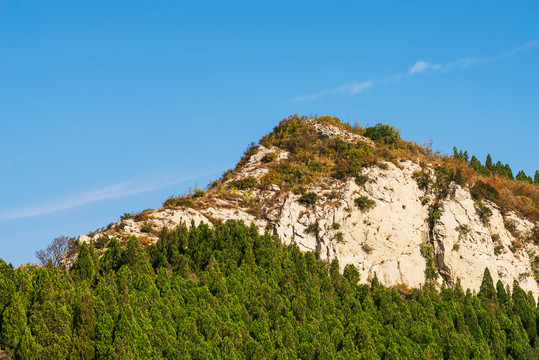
[75,119,539,297]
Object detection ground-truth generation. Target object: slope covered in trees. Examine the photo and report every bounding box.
[4,220,539,359]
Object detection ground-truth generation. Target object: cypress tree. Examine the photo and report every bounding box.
[470,156,483,172]
[485,154,493,171]
[534,170,539,184]
[71,242,96,283]
[516,170,529,182]
[479,267,495,300]
[0,293,27,350]
[496,280,509,306]
[504,164,514,179]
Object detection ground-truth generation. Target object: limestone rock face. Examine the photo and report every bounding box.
[434,185,538,295]
[274,161,428,289]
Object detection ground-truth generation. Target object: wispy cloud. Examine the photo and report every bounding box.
[295,39,539,102]
[409,61,430,74]
[0,169,222,222]
[294,81,373,103]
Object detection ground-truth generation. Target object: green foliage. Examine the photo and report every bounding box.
[343,264,360,284]
[230,176,258,190]
[412,171,431,190]
[470,180,500,202]
[4,220,539,359]
[479,267,495,300]
[193,189,205,198]
[70,243,95,283]
[516,170,532,183]
[163,197,195,208]
[470,155,483,173]
[532,256,539,284]
[299,191,318,206]
[420,243,438,280]
[455,224,470,238]
[354,196,376,211]
[453,147,469,162]
[428,207,442,228]
[485,154,493,171]
[361,243,373,254]
[261,152,277,163]
[432,165,466,197]
[364,123,401,145]
[140,224,153,233]
[529,225,539,245]
[305,222,320,237]
[354,174,369,186]
[474,202,493,226]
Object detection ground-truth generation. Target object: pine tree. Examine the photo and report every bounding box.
[534,170,539,185]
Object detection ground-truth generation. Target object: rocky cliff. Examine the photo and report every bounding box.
[73,116,539,297]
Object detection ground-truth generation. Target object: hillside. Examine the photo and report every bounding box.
[67,115,539,297]
[2,115,539,359]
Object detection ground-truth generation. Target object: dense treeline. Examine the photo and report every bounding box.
[3,220,539,359]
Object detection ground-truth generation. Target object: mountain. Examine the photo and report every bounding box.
[2,114,539,359]
[70,115,539,297]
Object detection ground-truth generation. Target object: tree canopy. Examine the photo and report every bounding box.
[2,220,539,359]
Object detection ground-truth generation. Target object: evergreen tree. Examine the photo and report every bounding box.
[535,170,539,185]
[504,164,514,179]
[479,267,495,300]
[3,220,539,359]
[516,170,530,182]
[470,155,483,172]
[494,161,504,176]
[343,263,360,284]
[496,280,509,306]
[485,154,493,171]
[0,293,27,350]
[71,242,96,283]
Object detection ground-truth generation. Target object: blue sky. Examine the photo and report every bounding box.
[1,1,538,266]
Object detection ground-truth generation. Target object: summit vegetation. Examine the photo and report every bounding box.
[200,115,538,222]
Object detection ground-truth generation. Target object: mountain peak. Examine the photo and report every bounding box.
[64,115,538,297]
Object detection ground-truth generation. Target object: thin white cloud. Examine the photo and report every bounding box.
[425,39,539,73]
[337,81,373,94]
[0,169,222,222]
[294,80,373,103]
[294,39,539,102]
[409,61,430,74]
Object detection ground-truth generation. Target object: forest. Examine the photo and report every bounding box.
[2,220,539,359]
